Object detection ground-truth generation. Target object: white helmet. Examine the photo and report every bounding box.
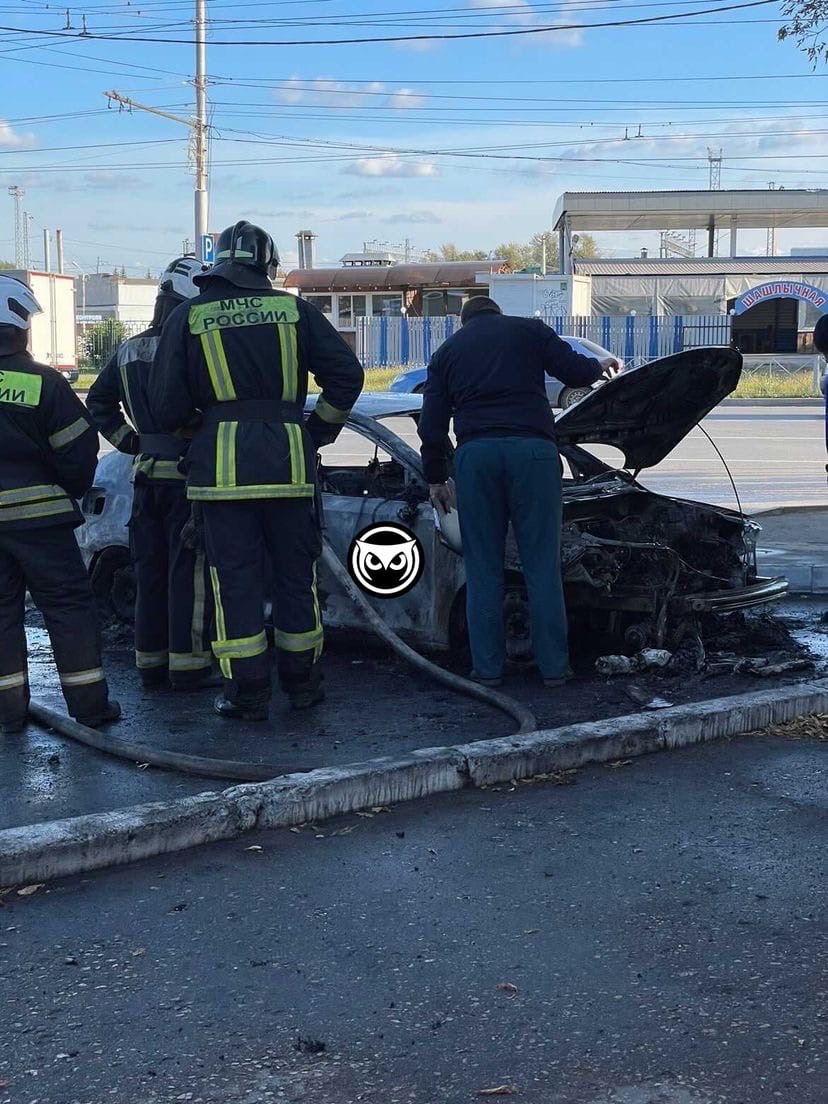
[0,275,42,329]
[158,255,207,301]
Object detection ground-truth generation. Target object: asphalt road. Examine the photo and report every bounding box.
[1,734,825,1104]
[93,401,824,514]
[354,402,824,515]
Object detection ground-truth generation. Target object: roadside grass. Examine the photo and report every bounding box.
[75,365,820,399]
[308,367,401,393]
[734,370,818,399]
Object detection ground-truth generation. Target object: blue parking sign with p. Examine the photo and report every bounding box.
[201,234,215,264]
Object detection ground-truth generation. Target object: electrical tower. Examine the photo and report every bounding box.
[8,185,25,268]
[708,147,722,191]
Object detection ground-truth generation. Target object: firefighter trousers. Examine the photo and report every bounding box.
[130,481,213,686]
[201,498,323,700]
[0,524,112,726]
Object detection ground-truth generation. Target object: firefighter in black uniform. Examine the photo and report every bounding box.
[87,256,216,690]
[0,275,120,734]
[150,222,364,720]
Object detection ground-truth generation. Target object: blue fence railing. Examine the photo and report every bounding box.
[356,313,732,369]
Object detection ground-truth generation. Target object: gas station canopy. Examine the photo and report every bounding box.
[552,190,828,233]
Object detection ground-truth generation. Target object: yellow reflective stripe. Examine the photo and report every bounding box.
[312,560,323,662]
[286,422,306,486]
[215,421,238,488]
[169,652,212,672]
[191,551,207,657]
[188,483,314,501]
[0,499,74,522]
[211,631,268,660]
[118,363,135,424]
[279,322,299,401]
[0,484,64,506]
[273,626,323,653]
[0,671,27,690]
[200,330,236,401]
[59,666,105,687]
[189,296,300,335]
[135,650,169,670]
[133,459,185,481]
[49,416,90,450]
[109,424,133,447]
[0,369,42,407]
[209,566,232,679]
[313,397,350,426]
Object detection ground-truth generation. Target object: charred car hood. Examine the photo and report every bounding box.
[554,347,742,470]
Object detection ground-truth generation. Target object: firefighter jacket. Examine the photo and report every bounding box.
[150,276,364,502]
[0,347,98,531]
[87,323,187,484]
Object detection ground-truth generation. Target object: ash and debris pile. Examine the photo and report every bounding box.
[596,610,813,683]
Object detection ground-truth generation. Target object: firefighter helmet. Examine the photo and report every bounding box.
[158,255,207,301]
[213,221,279,274]
[0,275,42,329]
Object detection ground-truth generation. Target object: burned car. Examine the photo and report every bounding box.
[76,347,787,660]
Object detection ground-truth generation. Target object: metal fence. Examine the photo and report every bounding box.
[77,319,150,371]
[355,313,733,369]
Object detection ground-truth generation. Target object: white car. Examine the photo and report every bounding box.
[389,336,623,410]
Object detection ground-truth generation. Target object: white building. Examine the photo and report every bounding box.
[81,273,157,324]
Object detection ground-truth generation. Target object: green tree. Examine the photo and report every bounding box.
[435,242,490,262]
[494,231,600,271]
[494,240,536,269]
[0,260,15,271]
[778,0,828,62]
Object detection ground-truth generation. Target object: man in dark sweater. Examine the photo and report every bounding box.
[418,296,616,686]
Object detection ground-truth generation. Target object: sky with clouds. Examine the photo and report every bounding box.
[1,0,827,274]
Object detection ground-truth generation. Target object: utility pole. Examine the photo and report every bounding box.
[104,0,210,260]
[8,185,25,268]
[194,0,209,256]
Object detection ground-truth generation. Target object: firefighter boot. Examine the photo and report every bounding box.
[214,679,270,722]
[287,669,324,711]
[77,700,122,729]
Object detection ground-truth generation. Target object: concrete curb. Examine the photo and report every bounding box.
[755,505,828,517]
[3,680,828,886]
[721,398,822,406]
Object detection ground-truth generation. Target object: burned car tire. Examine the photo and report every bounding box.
[448,579,537,668]
[90,546,135,622]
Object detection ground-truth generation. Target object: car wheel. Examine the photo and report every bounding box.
[560,386,592,409]
[90,546,134,621]
[448,580,536,668]
[503,581,535,666]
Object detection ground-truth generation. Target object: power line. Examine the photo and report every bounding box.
[0,0,783,46]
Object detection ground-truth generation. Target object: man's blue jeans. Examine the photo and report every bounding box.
[454,436,568,680]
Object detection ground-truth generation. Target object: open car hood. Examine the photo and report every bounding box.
[554,347,742,471]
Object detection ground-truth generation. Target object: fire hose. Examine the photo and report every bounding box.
[28,538,537,782]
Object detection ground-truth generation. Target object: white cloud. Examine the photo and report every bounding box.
[383,210,442,225]
[388,88,427,110]
[276,77,427,111]
[0,119,36,149]
[469,0,584,48]
[345,155,439,179]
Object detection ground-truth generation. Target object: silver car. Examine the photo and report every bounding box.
[77,349,786,660]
